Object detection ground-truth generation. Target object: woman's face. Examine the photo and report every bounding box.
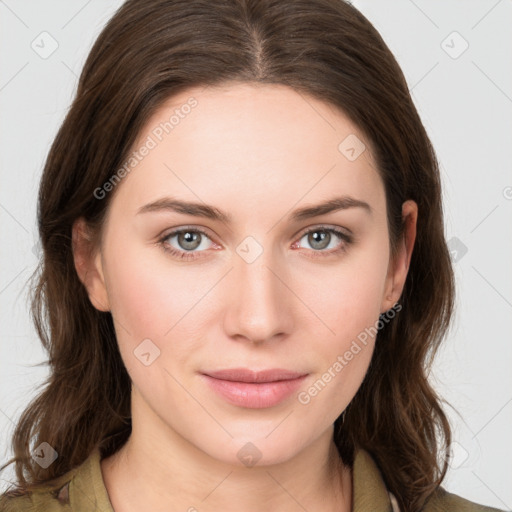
[75,83,415,467]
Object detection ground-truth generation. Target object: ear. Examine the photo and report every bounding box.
[72,217,110,312]
[380,200,418,313]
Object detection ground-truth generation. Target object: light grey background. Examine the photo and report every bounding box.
[1,0,511,509]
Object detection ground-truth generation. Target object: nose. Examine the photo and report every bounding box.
[222,246,294,344]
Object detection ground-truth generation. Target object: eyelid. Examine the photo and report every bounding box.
[296,223,352,238]
[159,225,216,243]
[159,224,350,243]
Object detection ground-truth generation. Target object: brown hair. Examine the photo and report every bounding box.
[0,1,455,510]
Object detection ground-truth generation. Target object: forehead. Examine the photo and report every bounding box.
[109,82,384,220]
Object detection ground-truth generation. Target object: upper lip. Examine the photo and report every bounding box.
[202,368,308,383]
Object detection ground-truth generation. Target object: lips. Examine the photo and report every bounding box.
[202,368,308,383]
[200,368,309,409]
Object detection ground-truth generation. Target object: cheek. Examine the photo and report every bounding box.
[292,239,389,409]
[102,238,208,365]
[296,236,389,340]
[293,294,381,423]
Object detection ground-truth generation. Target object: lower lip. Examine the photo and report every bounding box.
[201,374,308,409]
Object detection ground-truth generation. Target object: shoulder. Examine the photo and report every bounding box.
[0,447,113,512]
[0,460,80,512]
[423,486,508,512]
[354,448,507,512]
[0,482,72,511]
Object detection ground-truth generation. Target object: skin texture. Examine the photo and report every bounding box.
[72,83,417,512]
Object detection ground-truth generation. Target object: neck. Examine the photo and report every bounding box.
[100,389,352,512]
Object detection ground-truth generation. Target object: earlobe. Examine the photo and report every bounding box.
[380,200,418,313]
[72,218,111,312]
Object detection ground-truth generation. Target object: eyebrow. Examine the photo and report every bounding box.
[137,195,373,223]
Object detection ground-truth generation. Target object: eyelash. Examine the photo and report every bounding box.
[157,225,353,261]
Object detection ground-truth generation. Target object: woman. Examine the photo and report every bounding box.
[0,1,505,511]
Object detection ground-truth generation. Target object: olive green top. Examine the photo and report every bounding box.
[0,447,506,511]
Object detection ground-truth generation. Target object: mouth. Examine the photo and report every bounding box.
[200,368,309,409]
[202,368,308,383]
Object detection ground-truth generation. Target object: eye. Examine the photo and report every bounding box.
[292,226,352,258]
[158,227,216,260]
[158,225,352,261]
